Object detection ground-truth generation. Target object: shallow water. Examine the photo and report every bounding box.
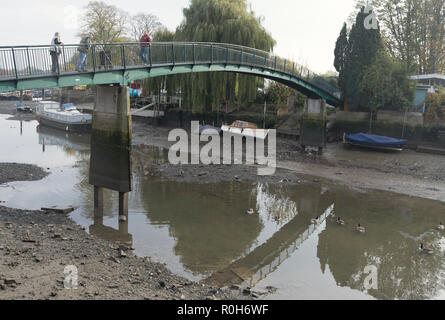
[1,114,445,300]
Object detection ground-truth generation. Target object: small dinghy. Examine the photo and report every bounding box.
[15,102,34,113]
[343,133,407,151]
[221,120,269,140]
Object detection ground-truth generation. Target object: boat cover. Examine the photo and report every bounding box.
[345,133,407,149]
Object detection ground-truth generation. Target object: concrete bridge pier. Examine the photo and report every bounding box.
[89,84,133,227]
[94,186,104,209]
[92,84,132,146]
[90,191,132,247]
[118,192,128,222]
[299,98,327,155]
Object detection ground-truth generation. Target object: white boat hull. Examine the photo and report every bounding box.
[36,101,92,132]
[221,125,269,140]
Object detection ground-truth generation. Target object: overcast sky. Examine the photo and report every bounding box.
[0,0,356,73]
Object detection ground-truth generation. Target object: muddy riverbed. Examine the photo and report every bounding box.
[131,118,445,203]
[0,163,249,300]
[1,100,445,300]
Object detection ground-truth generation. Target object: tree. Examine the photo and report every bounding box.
[351,0,445,74]
[80,1,128,43]
[174,0,276,113]
[130,13,165,41]
[344,6,382,110]
[424,92,441,124]
[334,23,348,97]
[360,50,415,112]
[265,82,293,106]
[319,71,340,90]
[142,29,178,96]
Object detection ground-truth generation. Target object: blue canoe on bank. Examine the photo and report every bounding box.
[344,133,407,151]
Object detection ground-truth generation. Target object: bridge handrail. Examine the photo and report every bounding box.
[0,42,340,100]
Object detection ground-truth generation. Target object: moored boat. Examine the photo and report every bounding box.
[36,101,92,133]
[15,102,34,113]
[343,132,407,151]
[221,120,269,140]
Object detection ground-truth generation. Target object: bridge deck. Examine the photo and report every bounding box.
[0,42,341,106]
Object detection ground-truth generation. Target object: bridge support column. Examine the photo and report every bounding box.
[89,91,132,227]
[93,84,132,146]
[118,192,128,222]
[299,98,327,155]
[94,186,103,209]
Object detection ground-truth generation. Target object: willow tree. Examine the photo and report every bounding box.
[142,29,178,97]
[173,0,275,113]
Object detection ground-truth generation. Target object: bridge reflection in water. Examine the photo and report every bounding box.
[88,132,133,247]
[204,200,335,288]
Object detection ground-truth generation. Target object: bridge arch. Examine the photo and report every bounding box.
[0,42,341,106]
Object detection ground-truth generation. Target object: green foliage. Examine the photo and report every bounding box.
[334,7,416,113]
[142,29,179,95]
[438,88,445,106]
[360,50,415,112]
[153,29,176,42]
[334,23,348,97]
[424,92,441,125]
[173,0,276,113]
[344,6,382,110]
[352,0,445,74]
[265,82,293,105]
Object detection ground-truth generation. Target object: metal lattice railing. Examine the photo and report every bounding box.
[0,42,340,99]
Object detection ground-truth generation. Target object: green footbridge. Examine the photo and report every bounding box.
[0,42,341,106]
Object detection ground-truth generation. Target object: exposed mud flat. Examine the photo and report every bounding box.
[2,101,445,300]
[0,204,251,300]
[132,120,445,203]
[0,156,250,300]
[0,163,48,185]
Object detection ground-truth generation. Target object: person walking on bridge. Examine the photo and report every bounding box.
[50,32,63,73]
[139,30,152,66]
[76,32,94,72]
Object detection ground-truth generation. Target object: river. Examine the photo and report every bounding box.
[1,114,445,300]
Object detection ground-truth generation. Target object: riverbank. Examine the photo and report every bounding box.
[0,165,249,300]
[2,102,445,300]
[132,119,445,203]
[0,206,250,300]
[2,98,445,209]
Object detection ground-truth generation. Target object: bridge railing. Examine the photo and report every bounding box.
[0,42,340,99]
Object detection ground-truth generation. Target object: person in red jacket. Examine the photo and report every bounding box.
[140,30,152,66]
